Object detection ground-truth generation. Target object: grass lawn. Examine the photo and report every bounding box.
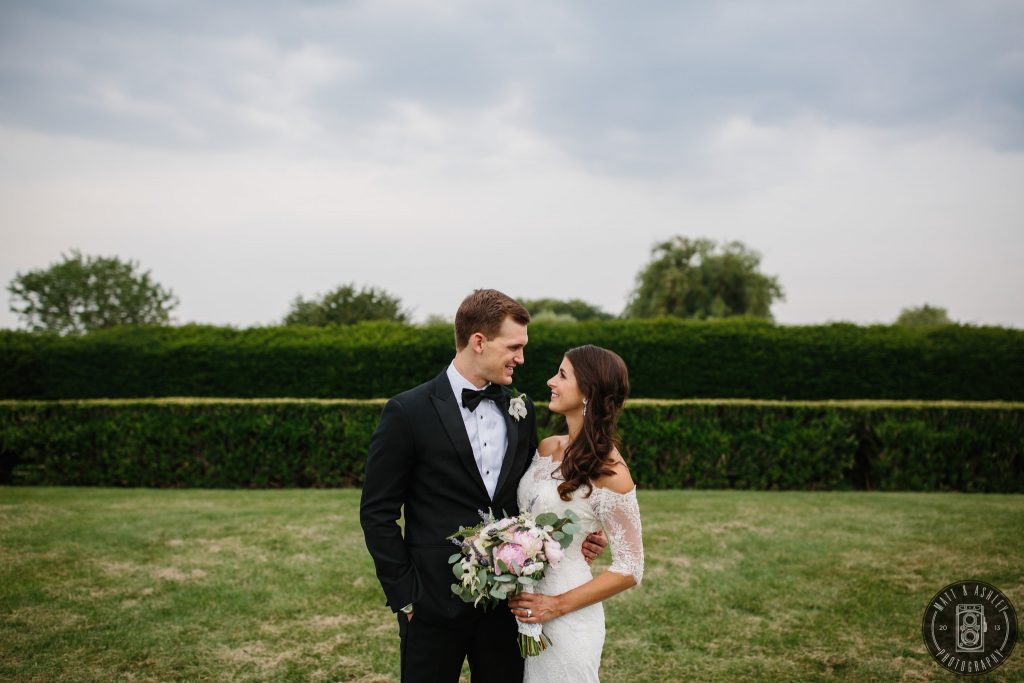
[1,487,1021,682]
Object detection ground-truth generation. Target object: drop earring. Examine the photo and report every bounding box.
[582,398,588,417]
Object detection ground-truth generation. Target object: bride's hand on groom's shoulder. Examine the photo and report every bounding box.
[581,529,607,565]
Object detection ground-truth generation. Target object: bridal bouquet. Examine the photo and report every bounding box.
[447,508,580,657]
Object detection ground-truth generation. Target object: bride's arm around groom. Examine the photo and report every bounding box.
[509,450,644,624]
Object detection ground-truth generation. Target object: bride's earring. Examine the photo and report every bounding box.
[582,398,588,417]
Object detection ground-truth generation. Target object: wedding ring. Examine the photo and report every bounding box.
[526,609,532,618]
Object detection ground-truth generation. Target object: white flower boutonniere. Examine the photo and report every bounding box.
[508,388,528,422]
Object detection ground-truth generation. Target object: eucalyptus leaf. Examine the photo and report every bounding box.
[448,552,463,564]
[535,512,558,527]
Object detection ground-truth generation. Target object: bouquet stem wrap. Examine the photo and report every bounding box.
[516,585,551,657]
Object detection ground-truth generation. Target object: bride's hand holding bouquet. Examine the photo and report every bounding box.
[447,508,579,656]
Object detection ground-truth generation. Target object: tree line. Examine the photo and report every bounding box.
[6,237,954,335]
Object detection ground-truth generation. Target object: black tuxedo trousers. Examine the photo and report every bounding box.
[360,371,539,682]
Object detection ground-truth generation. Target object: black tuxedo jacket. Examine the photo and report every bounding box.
[360,370,539,623]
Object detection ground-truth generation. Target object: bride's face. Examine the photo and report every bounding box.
[547,356,584,415]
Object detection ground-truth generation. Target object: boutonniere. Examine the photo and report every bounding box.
[508,387,528,421]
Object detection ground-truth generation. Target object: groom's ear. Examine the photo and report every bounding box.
[468,331,487,353]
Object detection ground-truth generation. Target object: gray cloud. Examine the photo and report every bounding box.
[2,1,1022,175]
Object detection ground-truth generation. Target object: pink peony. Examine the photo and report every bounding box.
[493,543,528,574]
[510,530,544,556]
[543,540,564,568]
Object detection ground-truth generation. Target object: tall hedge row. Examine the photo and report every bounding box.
[2,320,1022,400]
[2,399,1021,492]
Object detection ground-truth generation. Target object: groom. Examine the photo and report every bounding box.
[360,289,606,682]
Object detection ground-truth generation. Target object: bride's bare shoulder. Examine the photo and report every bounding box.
[593,449,635,494]
[537,435,568,459]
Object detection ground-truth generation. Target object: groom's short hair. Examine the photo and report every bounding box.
[454,289,530,350]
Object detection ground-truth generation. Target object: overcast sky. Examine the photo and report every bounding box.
[2,1,1022,328]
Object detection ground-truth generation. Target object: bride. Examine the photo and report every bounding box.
[509,344,644,682]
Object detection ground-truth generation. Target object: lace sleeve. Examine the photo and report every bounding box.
[591,486,644,585]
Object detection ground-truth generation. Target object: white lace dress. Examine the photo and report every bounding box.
[516,451,645,683]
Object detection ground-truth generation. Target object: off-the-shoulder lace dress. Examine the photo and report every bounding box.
[516,450,644,682]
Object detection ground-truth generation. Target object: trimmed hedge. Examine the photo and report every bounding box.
[1,320,1022,401]
[2,399,1021,492]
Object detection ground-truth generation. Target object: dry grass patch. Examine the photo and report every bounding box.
[151,567,207,582]
[215,641,284,672]
[5,604,85,630]
[307,613,359,628]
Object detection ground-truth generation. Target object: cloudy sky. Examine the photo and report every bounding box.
[2,1,1022,328]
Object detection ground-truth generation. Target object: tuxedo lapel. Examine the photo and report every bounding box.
[493,394,520,500]
[430,373,489,500]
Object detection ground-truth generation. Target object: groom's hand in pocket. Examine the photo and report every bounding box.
[581,530,607,564]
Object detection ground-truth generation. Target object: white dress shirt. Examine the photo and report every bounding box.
[446,362,508,500]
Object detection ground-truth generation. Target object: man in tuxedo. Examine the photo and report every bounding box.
[360,289,606,682]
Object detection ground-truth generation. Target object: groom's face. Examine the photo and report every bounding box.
[478,316,528,385]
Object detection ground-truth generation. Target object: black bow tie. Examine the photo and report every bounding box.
[461,384,507,412]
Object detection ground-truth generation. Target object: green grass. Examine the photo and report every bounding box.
[1,487,1021,682]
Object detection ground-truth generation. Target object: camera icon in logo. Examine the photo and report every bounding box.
[956,604,987,653]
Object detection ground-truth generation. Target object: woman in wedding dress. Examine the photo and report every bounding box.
[509,345,644,682]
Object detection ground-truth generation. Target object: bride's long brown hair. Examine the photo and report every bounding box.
[557,345,630,501]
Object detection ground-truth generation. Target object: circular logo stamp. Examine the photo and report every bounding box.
[922,580,1018,676]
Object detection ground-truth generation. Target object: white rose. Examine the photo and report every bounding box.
[508,396,528,421]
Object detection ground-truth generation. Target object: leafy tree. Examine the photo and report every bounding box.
[624,236,784,320]
[896,304,953,327]
[7,249,178,335]
[530,310,579,324]
[519,297,614,322]
[419,314,452,327]
[284,284,409,326]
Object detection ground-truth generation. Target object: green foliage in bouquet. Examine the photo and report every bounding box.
[446,509,580,608]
